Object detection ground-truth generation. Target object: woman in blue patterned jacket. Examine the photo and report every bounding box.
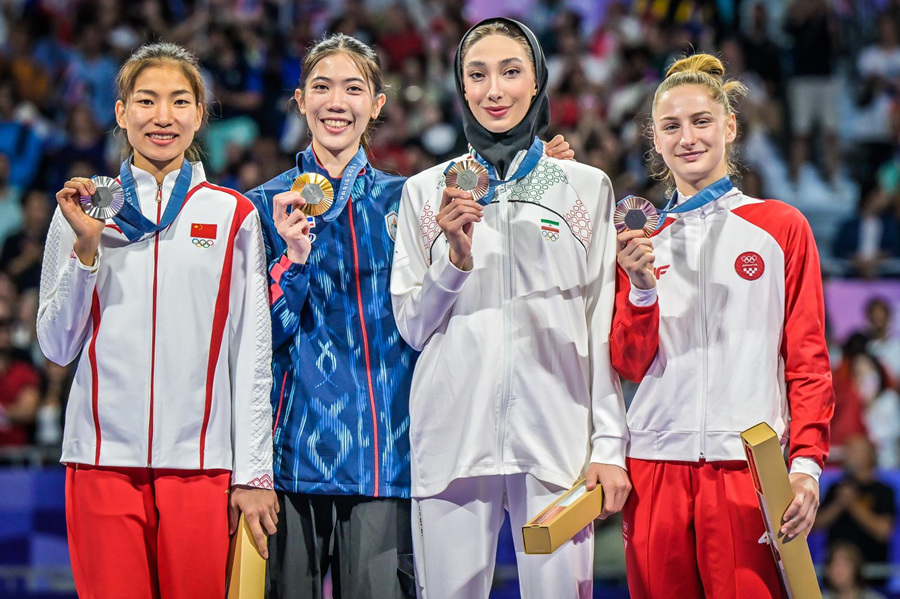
[244,33,417,599]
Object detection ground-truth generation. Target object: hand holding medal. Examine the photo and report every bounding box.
[438,162,486,271]
[614,196,658,290]
[272,181,317,265]
[54,176,110,264]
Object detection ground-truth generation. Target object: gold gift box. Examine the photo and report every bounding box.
[741,422,822,599]
[522,478,603,554]
[226,513,267,599]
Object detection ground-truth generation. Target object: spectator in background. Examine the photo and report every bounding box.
[784,0,841,184]
[855,17,900,187]
[832,180,900,279]
[855,348,900,469]
[822,542,888,599]
[864,298,900,381]
[34,361,69,448]
[203,27,263,173]
[816,435,896,587]
[0,189,50,293]
[0,80,43,191]
[61,21,118,129]
[739,2,784,104]
[46,103,108,195]
[0,153,22,250]
[0,299,39,449]
[830,334,871,464]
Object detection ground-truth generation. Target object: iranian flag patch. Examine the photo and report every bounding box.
[541,218,560,242]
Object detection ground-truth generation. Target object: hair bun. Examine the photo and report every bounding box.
[666,54,725,80]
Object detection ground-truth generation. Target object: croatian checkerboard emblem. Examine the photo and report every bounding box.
[735,251,764,280]
[385,210,398,242]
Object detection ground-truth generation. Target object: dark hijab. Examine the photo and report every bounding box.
[453,18,550,178]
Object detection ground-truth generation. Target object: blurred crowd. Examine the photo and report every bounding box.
[2,0,900,591]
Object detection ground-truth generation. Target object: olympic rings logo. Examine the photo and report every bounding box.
[192,238,215,248]
[541,230,559,242]
[740,254,758,264]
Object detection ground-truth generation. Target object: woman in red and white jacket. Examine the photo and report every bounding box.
[612,54,834,599]
[37,43,278,599]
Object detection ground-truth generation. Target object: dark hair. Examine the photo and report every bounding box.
[297,33,386,150]
[866,297,891,318]
[116,42,207,162]
[825,542,867,591]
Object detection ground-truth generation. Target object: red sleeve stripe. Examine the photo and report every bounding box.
[199,190,252,467]
[88,291,102,465]
[268,255,293,304]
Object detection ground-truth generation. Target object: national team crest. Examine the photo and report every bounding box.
[191,223,217,249]
[735,251,765,280]
[385,210,398,242]
[541,218,560,242]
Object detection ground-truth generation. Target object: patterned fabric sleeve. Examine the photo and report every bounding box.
[244,184,311,351]
[229,209,274,488]
[36,209,98,366]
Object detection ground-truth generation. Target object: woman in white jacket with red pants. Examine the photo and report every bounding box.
[37,43,278,599]
[612,53,834,598]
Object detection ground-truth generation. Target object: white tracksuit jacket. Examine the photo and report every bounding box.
[391,151,627,498]
[37,162,274,487]
[611,187,834,475]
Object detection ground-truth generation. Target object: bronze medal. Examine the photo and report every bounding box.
[614,196,659,237]
[445,160,490,201]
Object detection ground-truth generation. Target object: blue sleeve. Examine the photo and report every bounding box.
[245,183,310,351]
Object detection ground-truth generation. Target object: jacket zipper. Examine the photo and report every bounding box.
[698,211,708,460]
[148,183,162,466]
[496,185,514,466]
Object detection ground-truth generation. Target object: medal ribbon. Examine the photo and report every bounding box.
[445,136,545,205]
[656,176,734,229]
[114,158,194,242]
[301,145,368,222]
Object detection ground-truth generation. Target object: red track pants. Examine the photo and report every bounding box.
[65,464,231,599]
[623,458,786,599]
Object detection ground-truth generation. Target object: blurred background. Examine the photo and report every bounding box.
[0,0,899,597]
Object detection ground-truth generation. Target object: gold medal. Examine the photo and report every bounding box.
[79,176,125,220]
[290,173,335,216]
[614,196,659,237]
[445,160,490,201]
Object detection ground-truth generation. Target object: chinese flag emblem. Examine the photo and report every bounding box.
[191,223,217,239]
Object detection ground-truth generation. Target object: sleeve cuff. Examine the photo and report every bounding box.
[589,437,628,470]
[432,249,472,292]
[629,286,658,307]
[789,457,822,482]
[232,472,274,489]
[71,249,99,273]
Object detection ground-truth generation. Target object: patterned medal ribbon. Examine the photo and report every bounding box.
[657,176,734,228]
[114,158,194,242]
